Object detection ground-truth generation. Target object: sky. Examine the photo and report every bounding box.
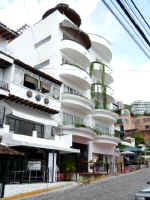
[0,0,150,104]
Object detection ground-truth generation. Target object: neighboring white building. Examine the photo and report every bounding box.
[131,100,150,115]
[7,4,120,174]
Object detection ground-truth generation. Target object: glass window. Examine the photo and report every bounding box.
[145,125,150,129]
[52,86,60,100]
[24,74,38,90]
[135,119,140,124]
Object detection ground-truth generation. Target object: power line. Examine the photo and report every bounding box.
[130,0,150,30]
[101,0,150,60]
[110,0,150,54]
[115,0,150,48]
[123,0,150,39]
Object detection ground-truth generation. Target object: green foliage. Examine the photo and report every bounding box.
[74,123,86,128]
[61,159,76,173]
[144,112,150,116]
[133,135,145,145]
[124,104,131,111]
[117,143,129,149]
[90,62,94,77]
[90,61,107,110]
[114,132,120,138]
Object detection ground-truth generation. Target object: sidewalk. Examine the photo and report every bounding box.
[1,167,144,200]
[2,182,78,200]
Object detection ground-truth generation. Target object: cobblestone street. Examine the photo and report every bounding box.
[20,168,150,200]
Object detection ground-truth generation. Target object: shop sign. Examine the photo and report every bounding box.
[28,161,41,171]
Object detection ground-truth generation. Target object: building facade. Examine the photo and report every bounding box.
[3,3,120,177]
[131,100,150,115]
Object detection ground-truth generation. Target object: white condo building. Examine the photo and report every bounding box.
[131,100,150,115]
[0,3,120,182]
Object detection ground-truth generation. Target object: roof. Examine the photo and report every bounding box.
[0,50,62,86]
[0,144,24,156]
[14,59,62,86]
[60,19,91,49]
[42,3,81,27]
[0,22,19,40]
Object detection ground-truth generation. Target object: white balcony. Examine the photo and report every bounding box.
[93,135,120,145]
[60,40,90,69]
[63,125,96,141]
[62,93,93,114]
[9,83,61,113]
[92,62,113,85]
[89,34,112,63]
[59,64,91,90]
[93,86,114,104]
[93,109,118,124]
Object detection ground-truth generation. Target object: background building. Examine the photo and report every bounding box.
[131,100,150,115]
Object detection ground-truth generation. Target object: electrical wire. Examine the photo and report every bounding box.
[130,0,150,30]
[115,0,150,48]
[101,0,150,60]
[110,0,150,55]
[123,0,150,39]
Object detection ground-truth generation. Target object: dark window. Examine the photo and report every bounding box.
[135,119,140,124]
[145,125,150,129]
[24,74,38,90]
[6,116,44,137]
[40,81,50,94]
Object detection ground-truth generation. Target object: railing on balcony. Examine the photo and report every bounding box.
[61,58,89,74]
[0,80,9,91]
[63,85,88,99]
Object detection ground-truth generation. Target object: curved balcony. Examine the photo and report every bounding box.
[60,20,91,49]
[93,135,119,146]
[60,40,90,69]
[92,85,114,103]
[60,64,91,90]
[63,125,96,141]
[92,62,113,85]
[62,93,93,114]
[93,109,118,124]
[89,34,112,63]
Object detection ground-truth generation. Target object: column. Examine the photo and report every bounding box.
[48,152,57,182]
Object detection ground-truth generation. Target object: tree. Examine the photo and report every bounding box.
[133,135,145,145]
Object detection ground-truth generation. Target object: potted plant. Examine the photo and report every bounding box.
[60,159,76,181]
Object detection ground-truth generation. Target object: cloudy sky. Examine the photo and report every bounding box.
[0,0,150,104]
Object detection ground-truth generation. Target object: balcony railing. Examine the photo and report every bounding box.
[0,80,9,91]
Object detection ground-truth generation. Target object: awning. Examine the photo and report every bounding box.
[5,136,80,154]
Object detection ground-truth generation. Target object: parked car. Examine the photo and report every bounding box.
[134,186,150,200]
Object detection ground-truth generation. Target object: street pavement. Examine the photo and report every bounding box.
[21,168,150,200]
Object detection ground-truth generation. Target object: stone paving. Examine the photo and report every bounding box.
[20,168,150,200]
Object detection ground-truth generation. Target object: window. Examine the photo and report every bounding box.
[135,119,140,124]
[52,86,60,100]
[63,112,83,126]
[145,125,150,129]
[34,35,51,48]
[143,118,150,122]
[6,115,44,137]
[123,118,128,123]
[40,81,51,94]
[24,74,38,90]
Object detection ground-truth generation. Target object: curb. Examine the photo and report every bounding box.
[1,183,73,200]
[78,175,108,184]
